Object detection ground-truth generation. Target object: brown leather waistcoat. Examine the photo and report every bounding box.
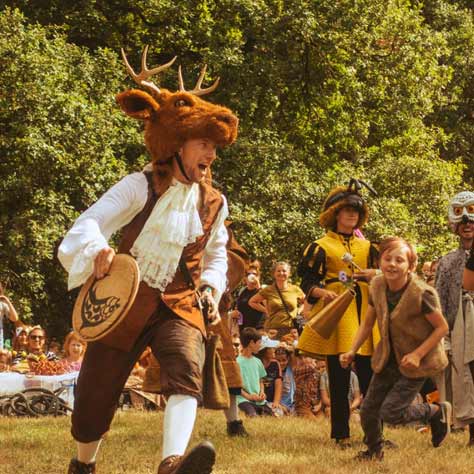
[101,173,224,352]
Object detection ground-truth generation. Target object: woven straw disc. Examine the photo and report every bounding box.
[72,254,139,341]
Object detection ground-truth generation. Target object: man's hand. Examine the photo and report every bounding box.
[94,247,116,280]
[200,288,220,326]
[400,352,421,369]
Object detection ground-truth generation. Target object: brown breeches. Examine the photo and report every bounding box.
[71,302,205,443]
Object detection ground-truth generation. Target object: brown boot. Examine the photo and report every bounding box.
[67,458,96,474]
[157,441,215,474]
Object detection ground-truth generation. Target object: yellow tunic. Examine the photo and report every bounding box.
[300,231,380,356]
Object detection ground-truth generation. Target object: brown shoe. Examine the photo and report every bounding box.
[67,458,96,473]
[157,441,216,474]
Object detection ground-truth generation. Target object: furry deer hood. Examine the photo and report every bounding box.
[116,46,238,192]
[319,179,377,230]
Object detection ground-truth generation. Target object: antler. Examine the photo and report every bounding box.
[121,45,176,95]
[178,65,220,96]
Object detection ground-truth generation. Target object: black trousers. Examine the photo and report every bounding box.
[326,354,373,439]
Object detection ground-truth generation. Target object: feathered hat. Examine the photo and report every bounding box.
[319,179,376,230]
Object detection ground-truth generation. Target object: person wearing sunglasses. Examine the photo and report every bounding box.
[11,325,58,370]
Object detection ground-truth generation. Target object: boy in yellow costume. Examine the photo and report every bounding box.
[297,181,379,447]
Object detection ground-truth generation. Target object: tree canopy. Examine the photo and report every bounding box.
[0,2,472,335]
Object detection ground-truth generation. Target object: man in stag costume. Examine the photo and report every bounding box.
[58,47,238,474]
[436,191,474,445]
[297,180,380,448]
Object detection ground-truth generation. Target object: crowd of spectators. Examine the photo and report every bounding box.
[0,316,86,375]
[231,259,354,420]
[0,255,445,422]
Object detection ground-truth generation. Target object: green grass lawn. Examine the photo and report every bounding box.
[1,409,474,473]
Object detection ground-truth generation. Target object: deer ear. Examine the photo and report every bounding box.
[116,89,160,120]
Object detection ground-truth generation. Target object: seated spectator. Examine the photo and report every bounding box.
[267,329,279,340]
[257,346,283,416]
[320,363,361,418]
[12,326,30,355]
[275,346,296,414]
[48,339,62,358]
[280,333,297,348]
[236,327,273,417]
[294,353,321,418]
[60,331,86,372]
[0,285,19,350]
[289,328,299,345]
[12,325,58,371]
[232,336,241,358]
[0,348,12,372]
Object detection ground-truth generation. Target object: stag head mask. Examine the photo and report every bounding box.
[116,46,238,191]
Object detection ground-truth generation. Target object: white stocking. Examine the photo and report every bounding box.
[77,439,102,464]
[162,394,197,459]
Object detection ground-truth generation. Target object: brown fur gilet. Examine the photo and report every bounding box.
[370,274,448,379]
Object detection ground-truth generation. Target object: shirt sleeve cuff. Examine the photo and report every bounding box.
[67,238,109,290]
[199,276,226,305]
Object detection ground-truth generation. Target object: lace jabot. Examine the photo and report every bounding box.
[130,179,203,291]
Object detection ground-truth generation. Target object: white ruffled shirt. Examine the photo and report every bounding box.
[58,172,229,302]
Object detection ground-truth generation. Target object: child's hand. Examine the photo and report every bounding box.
[400,352,421,369]
[339,350,355,368]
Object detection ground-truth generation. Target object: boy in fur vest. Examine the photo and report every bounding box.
[340,237,450,460]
